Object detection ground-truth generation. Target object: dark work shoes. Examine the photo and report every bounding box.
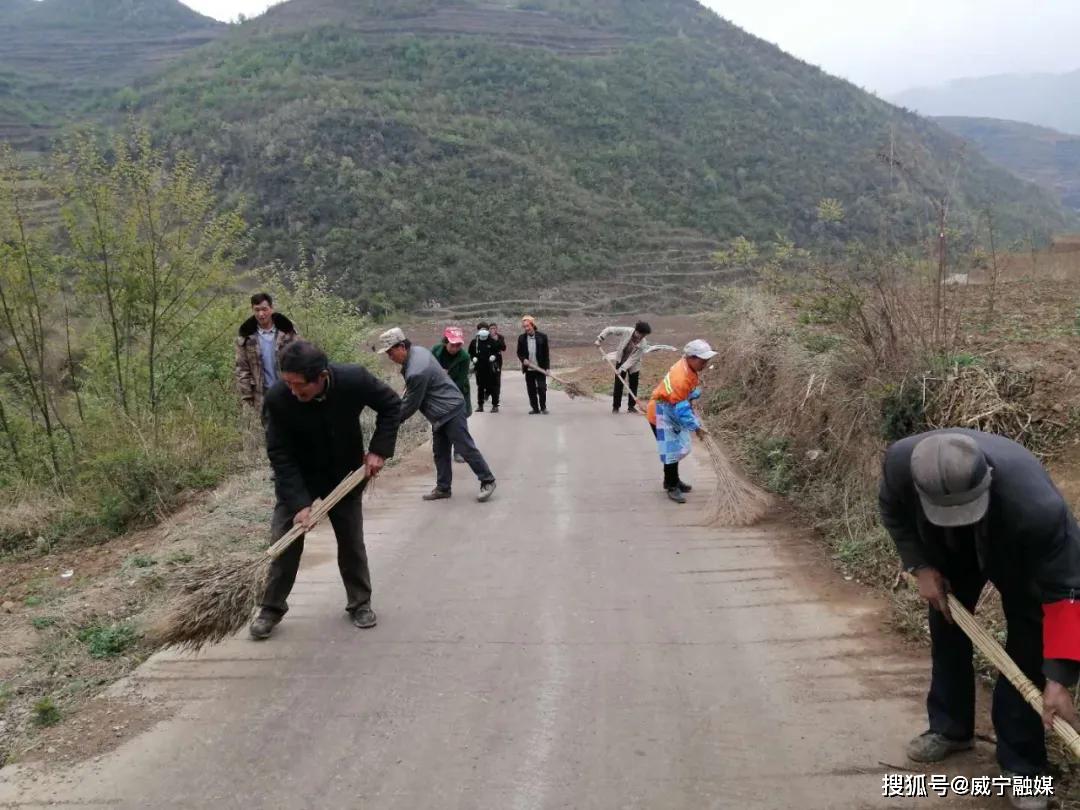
[666,487,687,504]
[249,612,281,640]
[423,488,452,501]
[351,606,377,629]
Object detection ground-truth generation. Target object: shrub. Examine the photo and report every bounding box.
[32,697,61,727]
[77,622,139,659]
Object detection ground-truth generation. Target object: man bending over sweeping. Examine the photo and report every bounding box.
[594,320,675,414]
[379,327,497,503]
[249,340,402,641]
[879,429,1080,810]
[646,340,716,504]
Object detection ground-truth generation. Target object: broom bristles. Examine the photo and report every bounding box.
[152,555,271,652]
[701,430,771,527]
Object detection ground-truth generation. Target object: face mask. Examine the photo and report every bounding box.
[477,330,490,340]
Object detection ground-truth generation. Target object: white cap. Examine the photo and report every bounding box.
[376,327,406,353]
[683,339,717,360]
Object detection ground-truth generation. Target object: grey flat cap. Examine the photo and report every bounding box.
[910,433,992,527]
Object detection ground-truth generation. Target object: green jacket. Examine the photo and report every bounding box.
[431,343,472,417]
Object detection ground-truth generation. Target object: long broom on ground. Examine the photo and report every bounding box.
[524,360,595,400]
[902,571,1080,759]
[598,347,769,527]
[154,467,371,652]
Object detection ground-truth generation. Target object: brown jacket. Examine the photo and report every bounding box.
[234,312,299,410]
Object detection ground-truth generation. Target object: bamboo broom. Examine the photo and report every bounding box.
[154,467,372,652]
[597,346,769,527]
[523,360,594,399]
[903,571,1080,759]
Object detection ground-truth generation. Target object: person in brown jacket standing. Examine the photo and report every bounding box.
[234,292,300,414]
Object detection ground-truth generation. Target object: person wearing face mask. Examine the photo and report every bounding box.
[880,430,1080,810]
[469,322,506,413]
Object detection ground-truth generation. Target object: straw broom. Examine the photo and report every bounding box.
[903,571,1080,759]
[524,360,594,399]
[598,347,769,527]
[154,467,372,652]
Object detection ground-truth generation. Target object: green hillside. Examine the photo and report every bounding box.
[935,116,1080,211]
[110,0,1071,310]
[0,0,224,150]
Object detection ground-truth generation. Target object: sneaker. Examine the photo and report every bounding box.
[477,481,496,502]
[351,606,377,629]
[422,488,451,501]
[249,612,281,640]
[667,487,687,504]
[453,452,465,463]
[905,731,973,763]
[677,481,693,493]
[491,405,499,413]
[1001,771,1048,810]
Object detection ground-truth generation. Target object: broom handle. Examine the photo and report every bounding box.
[598,347,649,418]
[265,467,371,559]
[524,360,574,388]
[903,571,1080,758]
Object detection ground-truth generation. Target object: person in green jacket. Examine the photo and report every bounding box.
[432,326,472,462]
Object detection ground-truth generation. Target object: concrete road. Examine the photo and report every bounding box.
[1,381,969,808]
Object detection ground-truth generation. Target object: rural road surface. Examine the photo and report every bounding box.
[1,382,979,808]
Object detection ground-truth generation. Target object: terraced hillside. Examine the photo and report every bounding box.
[1,0,1076,312]
[0,0,224,150]
[936,116,1080,211]
[116,0,1073,311]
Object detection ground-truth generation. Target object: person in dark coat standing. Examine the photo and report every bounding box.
[879,429,1080,809]
[234,292,300,415]
[469,322,506,413]
[516,315,550,415]
[249,340,402,641]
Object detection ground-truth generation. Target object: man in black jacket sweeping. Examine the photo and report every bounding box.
[249,340,402,640]
[879,429,1080,810]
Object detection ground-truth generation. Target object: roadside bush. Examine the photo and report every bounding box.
[32,697,61,727]
[78,622,139,659]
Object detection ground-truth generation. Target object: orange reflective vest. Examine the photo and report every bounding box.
[646,358,700,426]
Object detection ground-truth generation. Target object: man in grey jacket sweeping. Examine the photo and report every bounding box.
[378,327,496,502]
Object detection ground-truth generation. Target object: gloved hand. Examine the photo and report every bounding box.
[594,338,602,346]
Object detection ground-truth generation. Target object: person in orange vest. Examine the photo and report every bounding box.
[646,340,716,503]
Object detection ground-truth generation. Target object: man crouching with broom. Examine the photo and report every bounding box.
[880,430,1080,810]
[249,340,402,640]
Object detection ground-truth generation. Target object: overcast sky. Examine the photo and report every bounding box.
[181,0,1080,96]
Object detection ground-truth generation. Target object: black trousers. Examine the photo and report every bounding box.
[433,411,495,492]
[613,371,640,411]
[649,423,680,489]
[477,372,501,408]
[525,371,547,411]
[260,492,371,617]
[927,545,1046,775]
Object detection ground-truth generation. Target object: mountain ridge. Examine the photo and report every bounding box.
[893,70,1080,136]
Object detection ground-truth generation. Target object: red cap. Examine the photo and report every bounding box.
[443,326,465,345]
